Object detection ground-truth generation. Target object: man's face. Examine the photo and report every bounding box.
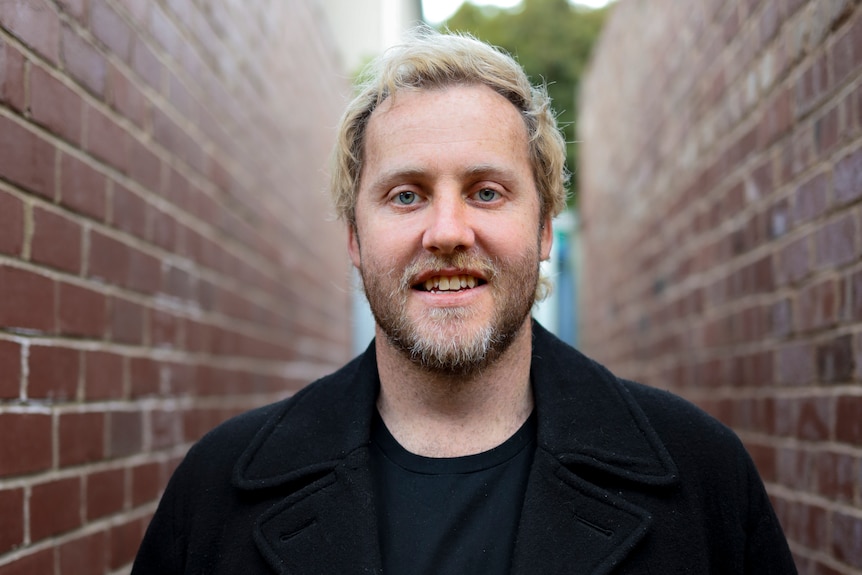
[348,84,552,376]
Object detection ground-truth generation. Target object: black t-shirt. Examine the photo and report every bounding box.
[369,412,536,575]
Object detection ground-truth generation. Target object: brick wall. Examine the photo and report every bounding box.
[0,1,351,573]
[579,0,862,572]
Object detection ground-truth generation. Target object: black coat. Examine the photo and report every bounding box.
[132,323,796,574]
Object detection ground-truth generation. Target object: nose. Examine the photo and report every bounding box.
[421,192,475,254]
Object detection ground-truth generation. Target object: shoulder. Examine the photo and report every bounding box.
[618,377,758,488]
[619,378,737,443]
[179,352,370,477]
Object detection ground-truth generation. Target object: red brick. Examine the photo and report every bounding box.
[163,265,193,300]
[106,64,146,128]
[90,232,161,294]
[30,477,82,541]
[0,116,56,199]
[777,447,816,490]
[127,136,162,192]
[816,334,854,383]
[84,351,124,399]
[110,516,146,569]
[85,104,129,173]
[792,172,829,226]
[88,231,128,286]
[107,409,142,457]
[61,24,106,96]
[795,397,832,441]
[59,411,105,466]
[130,36,162,89]
[0,266,56,333]
[89,0,132,60]
[149,4,182,55]
[150,207,181,251]
[0,548,54,575]
[58,530,108,575]
[0,191,24,256]
[834,147,862,206]
[109,297,145,345]
[758,0,779,43]
[114,0,148,27]
[56,0,86,21]
[153,109,202,172]
[796,277,838,332]
[836,395,862,444]
[0,0,60,64]
[814,213,857,270]
[0,340,21,399]
[815,451,856,502]
[31,207,83,274]
[0,488,23,553]
[832,512,862,568]
[127,248,161,294]
[851,268,862,321]
[111,183,150,238]
[814,103,840,156]
[58,282,107,338]
[776,235,809,286]
[150,408,182,450]
[131,461,161,506]
[28,345,79,400]
[59,152,108,220]
[183,406,221,442]
[86,468,125,520]
[29,65,83,145]
[150,308,182,348]
[168,72,197,126]
[0,37,26,112]
[129,356,159,397]
[0,413,52,476]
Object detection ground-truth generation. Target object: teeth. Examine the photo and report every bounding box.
[422,275,480,292]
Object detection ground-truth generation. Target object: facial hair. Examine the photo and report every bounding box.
[359,246,540,378]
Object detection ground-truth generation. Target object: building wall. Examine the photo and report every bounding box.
[580,1,862,572]
[0,1,351,573]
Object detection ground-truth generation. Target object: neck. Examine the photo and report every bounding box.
[374,318,535,457]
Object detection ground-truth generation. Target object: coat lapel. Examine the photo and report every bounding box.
[252,448,382,574]
[511,324,680,574]
[232,349,384,574]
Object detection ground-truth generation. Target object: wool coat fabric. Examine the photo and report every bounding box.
[132,323,797,574]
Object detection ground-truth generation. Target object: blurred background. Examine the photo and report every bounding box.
[0,0,860,573]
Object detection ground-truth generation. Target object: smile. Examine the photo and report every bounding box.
[416,274,486,292]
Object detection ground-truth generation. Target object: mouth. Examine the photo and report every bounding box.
[413,274,487,293]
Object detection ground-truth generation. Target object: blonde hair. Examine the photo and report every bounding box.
[330,27,569,226]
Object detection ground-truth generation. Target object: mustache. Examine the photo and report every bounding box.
[399,252,500,288]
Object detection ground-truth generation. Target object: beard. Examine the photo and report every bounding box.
[359,246,540,378]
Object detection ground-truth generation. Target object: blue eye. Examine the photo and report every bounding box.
[395,191,417,205]
[476,188,499,202]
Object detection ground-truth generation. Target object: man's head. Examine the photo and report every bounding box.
[334,28,569,376]
[331,27,569,228]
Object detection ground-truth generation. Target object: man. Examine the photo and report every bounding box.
[133,29,796,574]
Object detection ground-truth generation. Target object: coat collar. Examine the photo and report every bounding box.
[234,321,679,574]
[234,321,678,489]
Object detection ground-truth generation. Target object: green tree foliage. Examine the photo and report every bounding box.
[442,0,610,202]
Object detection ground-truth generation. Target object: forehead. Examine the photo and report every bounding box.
[362,84,531,173]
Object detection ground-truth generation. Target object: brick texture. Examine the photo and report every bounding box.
[0,0,350,572]
[580,2,862,574]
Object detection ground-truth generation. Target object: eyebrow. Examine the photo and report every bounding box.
[368,164,519,191]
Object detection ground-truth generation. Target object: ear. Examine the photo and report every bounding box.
[347,222,361,269]
[539,216,553,261]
